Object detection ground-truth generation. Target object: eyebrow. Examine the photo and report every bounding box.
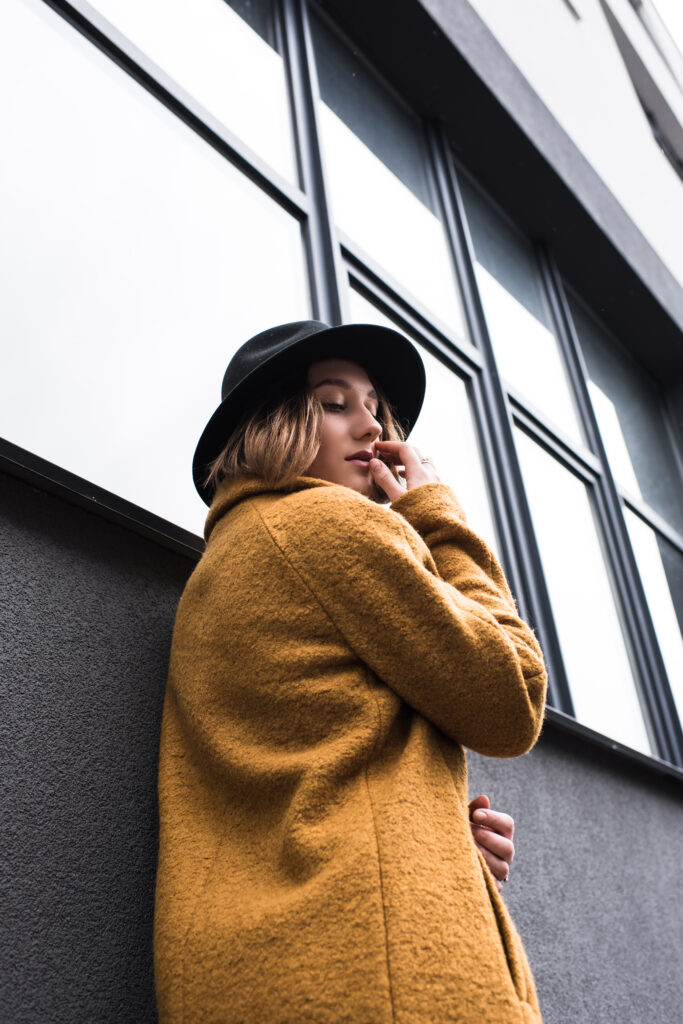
[312,377,378,400]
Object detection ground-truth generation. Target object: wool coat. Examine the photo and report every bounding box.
[154,473,548,1024]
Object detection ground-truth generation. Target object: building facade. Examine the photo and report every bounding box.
[2,1,682,1021]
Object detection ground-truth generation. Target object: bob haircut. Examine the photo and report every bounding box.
[204,363,407,504]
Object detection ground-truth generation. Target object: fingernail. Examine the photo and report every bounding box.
[473,810,487,822]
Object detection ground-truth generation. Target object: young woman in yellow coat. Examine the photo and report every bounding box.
[154,320,548,1024]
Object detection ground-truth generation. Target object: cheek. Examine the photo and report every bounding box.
[317,418,345,455]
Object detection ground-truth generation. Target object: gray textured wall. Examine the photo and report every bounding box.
[1,472,191,1024]
[2,471,682,1023]
[468,739,683,1023]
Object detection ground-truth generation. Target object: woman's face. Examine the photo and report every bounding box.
[304,358,382,498]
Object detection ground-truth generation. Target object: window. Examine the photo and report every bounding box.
[84,0,298,182]
[514,428,653,753]
[567,290,683,728]
[568,293,683,535]
[310,11,467,339]
[0,0,309,534]
[625,510,683,721]
[457,168,681,755]
[460,175,586,448]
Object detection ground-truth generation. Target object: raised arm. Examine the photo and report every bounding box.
[258,482,547,757]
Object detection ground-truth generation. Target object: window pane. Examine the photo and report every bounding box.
[625,510,683,722]
[1,0,310,536]
[311,14,466,338]
[569,294,683,536]
[346,289,499,556]
[87,0,297,182]
[515,429,652,753]
[460,176,585,446]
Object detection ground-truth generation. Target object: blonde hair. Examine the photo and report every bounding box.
[204,364,407,503]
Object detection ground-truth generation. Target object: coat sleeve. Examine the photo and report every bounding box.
[257,481,547,757]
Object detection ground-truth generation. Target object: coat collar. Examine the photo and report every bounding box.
[203,473,336,544]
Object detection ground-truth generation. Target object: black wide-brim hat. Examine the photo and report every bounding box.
[192,319,426,505]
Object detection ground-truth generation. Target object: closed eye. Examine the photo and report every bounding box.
[322,401,380,418]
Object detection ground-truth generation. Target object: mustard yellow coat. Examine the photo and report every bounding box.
[154,474,548,1024]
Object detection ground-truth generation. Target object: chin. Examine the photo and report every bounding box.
[346,474,375,499]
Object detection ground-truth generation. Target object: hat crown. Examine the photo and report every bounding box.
[221,321,330,400]
[193,319,426,506]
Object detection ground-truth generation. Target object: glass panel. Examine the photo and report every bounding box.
[346,289,499,556]
[515,428,652,754]
[568,294,683,536]
[625,510,683,723]
[87,0,297,182]
[460,175,585,447]
[0,0,309,536]
[311,13,466,338]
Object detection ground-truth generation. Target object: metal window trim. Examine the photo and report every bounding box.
[0,436,204,560]
[281,0,346,323]
[345,268,484,379]
[622,494,683,555]
[508,399,603,484]
[341,242,480,370]
[427,121,575,718]
[545,706,683,785]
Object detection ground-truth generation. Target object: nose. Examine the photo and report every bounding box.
[355,405,382,443]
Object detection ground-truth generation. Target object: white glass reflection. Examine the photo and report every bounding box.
[0,0,309,535]
[460,176,585,447]
[569,294,683,537]
[312,16,466,338]
[88,0,296,182]
[625,510,683,723]
[586,381,641,497]
[515,428,652,753]
[346,289,498,555]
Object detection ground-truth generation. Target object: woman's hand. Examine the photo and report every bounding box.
[369,440,440,502]
[468,794,515,893]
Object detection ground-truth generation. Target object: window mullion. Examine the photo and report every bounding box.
[426,121,573,717]
[542,250,683,765]
[280,0,345,324]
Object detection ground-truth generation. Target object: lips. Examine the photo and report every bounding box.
[346,450,373,463]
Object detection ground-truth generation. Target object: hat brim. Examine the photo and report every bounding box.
[192,323,426,505]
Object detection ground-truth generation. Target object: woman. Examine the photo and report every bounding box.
[154,320,548,1024]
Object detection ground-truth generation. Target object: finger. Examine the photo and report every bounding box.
[470,824,514,865]
[375,440,440,487]
[474,840,511,882]
[471,806,514,840]
[468,794,491,816]
[375,441,430,471]
[375,440,422,462]
[368,457,405,502]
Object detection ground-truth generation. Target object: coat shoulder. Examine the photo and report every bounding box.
[257,484,413,552]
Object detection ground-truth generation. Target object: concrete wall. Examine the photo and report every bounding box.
[0,471,191,1024]
[2,470,682,1023]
